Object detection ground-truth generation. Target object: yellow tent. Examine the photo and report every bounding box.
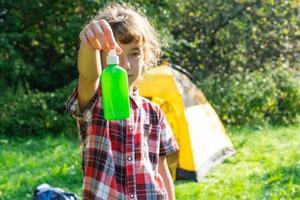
[136,64,235,182]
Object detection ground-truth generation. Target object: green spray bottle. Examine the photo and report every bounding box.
[101,50,130,120]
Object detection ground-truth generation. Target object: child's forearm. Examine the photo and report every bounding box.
[158,156,176,200]
[77,42,102,81]
[77,42,101,110]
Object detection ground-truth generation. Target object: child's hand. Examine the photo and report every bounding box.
[79,19,122,54]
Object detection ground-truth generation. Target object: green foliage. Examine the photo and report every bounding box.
[0,81,77,135]
[1,0,299,128]
[0,0,106,91]
[158,0,300,77]
[5,0,299,90]
[201,66,300,126]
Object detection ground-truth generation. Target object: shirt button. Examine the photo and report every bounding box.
[129,125,133,131]
[130,194,134,199]
[127,156,132,161]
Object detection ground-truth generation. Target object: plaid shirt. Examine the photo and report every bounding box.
[65,85,179,200]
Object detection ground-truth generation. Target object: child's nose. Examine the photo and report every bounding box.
[119,56,131,70]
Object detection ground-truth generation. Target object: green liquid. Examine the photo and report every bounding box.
[101,64,130,120]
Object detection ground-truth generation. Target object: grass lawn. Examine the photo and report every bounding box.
[0,125,299,200]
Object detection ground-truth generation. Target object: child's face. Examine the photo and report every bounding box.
[101,41,145,91]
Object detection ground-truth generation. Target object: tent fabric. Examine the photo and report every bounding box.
[136,64,235,182]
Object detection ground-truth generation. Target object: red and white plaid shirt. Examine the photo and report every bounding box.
[65,85,179,200]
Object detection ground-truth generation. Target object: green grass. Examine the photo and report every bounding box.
[0,125,299,200]
[175,125,300,200]
[0,133,83,199]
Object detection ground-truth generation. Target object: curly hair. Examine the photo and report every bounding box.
[90,2,162,69]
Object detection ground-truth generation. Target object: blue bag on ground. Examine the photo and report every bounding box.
[32,183,79,200]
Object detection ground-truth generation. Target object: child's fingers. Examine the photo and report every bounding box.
[86,28,102,50]
[79,31,93,50]
[99,20,122,52]
[99,20,115,49]
[90,21,110,52]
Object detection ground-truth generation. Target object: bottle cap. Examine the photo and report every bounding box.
[107,50,119,65]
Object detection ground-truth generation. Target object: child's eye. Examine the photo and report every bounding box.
[131,52,141,57]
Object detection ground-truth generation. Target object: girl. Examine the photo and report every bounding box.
[66,3,178,200]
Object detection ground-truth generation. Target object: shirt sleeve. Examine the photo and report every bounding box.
[159,111,179,156]
[65,84,100,122]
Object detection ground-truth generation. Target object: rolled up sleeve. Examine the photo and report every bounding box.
[65,84,100,122]
[159,113,179,156]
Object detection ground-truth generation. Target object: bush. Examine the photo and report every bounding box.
[0,1,107,91]
[160,0,300,78]
[3,0,299,91]
[0,81,77,135]
[1,0,300,129]
[201,66,300,126]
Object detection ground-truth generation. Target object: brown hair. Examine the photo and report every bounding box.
[91,2,162,69]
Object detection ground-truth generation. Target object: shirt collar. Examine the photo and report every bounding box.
[130,86,142,108]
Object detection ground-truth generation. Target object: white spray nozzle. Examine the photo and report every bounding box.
[107,50,119,65]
